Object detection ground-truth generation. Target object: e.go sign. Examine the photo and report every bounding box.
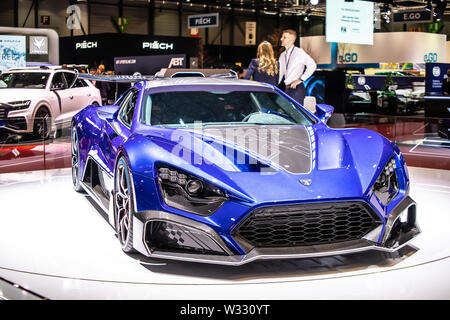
[339,53,358,63]
[393,10,432,23]
[424,53,438,63]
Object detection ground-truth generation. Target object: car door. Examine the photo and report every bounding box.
[49,71,78,124]
[62,72,89,117]
[102,89,139,171]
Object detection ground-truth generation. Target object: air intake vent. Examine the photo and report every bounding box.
[233,202,381,248]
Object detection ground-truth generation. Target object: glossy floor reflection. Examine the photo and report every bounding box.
[0,167,449,299]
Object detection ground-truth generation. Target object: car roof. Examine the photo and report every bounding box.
[143,77,273,90]
[4,66,75,73]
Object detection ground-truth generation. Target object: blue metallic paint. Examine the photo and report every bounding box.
[73,79,413,257]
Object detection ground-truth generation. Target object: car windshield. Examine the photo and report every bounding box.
[141,90,315,127]
[0,72,50,89]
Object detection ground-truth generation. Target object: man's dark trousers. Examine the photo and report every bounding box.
[286,83,306,106]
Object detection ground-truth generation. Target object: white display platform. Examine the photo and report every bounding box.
[0,167,449,299]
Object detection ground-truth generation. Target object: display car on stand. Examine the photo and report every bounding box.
[0,66,101,140]
[71,72,420,265]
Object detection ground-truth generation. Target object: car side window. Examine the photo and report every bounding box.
[118,90,138,128]
[51,72,67,90]
[63,72,77,88]
[72,79,87,88]
[114,89,131,106]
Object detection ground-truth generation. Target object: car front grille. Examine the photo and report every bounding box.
[232,202,382,248]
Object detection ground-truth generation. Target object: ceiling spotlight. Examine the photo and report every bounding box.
[310,0,319,5]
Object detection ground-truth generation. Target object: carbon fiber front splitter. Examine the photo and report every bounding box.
[131,196,419,266]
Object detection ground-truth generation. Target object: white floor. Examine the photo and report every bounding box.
[0,167,449,300]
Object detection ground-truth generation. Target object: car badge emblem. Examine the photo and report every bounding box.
[300,179,312,186]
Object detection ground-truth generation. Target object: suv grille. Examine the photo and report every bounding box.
[232,202,381,248]
[0,108,7,119]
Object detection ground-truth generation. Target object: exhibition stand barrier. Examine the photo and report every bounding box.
[0,114,449,174]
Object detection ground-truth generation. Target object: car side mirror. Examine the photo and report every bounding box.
[108,107,122,136]
[96,105,122,136]
[316,104,334,123]
[107,118,122,137]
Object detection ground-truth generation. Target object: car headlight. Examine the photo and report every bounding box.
[7,100,31,110]
[157,165,227,216]
[373,157,399,206]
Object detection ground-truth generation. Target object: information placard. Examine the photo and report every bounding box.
[326,0,374,45]
[0,35,26,72]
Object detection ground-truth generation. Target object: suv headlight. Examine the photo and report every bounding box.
[157,165,227,216]
[7,100,31,110]
[373,157,399,205]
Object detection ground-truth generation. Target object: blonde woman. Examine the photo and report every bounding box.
[243,41,279,86]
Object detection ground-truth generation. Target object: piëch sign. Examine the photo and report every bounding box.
[188,13,219,29]
[75,40,98,50]
[393,10,432,23]
[60,34,201,71]
[142,41,174,50]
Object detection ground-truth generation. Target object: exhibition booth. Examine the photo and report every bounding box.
[59,33,202,72]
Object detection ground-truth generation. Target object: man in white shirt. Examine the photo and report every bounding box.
[278,29,317,105]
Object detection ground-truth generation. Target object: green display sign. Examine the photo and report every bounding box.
[427,22,444,33]
[112,17,131,33]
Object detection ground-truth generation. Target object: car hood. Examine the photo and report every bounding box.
[0,88,46,103]
[131,124,395,204]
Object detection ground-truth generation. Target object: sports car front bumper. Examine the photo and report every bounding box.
[132,196,419,266]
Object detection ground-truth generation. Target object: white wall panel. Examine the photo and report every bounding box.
[339,32,447,64]
[301,32,447,65]
[300,36,331,65]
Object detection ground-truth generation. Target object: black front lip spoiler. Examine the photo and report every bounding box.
[136,196,420,266]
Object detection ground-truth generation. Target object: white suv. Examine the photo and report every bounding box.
[0,66,101,139]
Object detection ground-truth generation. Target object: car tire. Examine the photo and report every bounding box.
[33,106,52,140]
[71,123,84,193]
[114,156,136,253]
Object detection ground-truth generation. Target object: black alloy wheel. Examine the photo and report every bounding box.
[114,157,135,253]
[33,107,51,140]
[71,124,84,192]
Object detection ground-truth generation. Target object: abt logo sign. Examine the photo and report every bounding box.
[168,57,184,68]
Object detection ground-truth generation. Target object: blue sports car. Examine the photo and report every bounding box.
[71,73,419,265]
